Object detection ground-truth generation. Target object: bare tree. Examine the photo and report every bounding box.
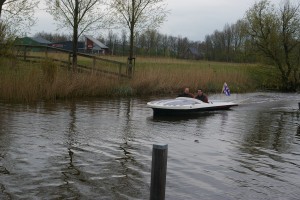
[46,0,109,71]
[106,30,118,55]
[109,0,168,75]
[177,36,189,59]
[230,20,248,62]
[161,34,169,57]
[143,29,159,56]
[0,21,11,55]
[223,24,232,62]
[0,0,38,34]
[168,36,177,57]
[120,29,128,56]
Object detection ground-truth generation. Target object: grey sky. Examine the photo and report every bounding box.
[31,0,288,41]
[161,0,284,41]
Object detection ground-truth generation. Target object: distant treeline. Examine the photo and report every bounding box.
[34,19,257,63]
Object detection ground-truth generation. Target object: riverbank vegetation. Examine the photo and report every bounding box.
[2,0,298,102]
[0,56,280,102]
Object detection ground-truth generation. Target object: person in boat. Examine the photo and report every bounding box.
[177,87,195,98]
[195,89,208,103]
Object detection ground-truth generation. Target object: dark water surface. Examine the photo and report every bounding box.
[0,93,299,200]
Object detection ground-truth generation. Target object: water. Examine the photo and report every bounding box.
[0,93,299,200]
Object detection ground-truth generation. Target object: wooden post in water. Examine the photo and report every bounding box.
[298,102,300,110]
[150,144,168,200]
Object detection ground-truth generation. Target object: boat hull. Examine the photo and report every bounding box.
[152,105,237,116]
[147,97,238,116]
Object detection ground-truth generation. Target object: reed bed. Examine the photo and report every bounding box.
[0,58,120,102]
[0,56,278,102]
[132,58,259,95]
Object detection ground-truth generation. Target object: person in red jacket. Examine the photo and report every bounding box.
[195,89,208,103]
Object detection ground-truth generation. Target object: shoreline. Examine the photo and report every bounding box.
[0,56,283,103]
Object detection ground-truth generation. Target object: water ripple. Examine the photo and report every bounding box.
[0,94,300,199]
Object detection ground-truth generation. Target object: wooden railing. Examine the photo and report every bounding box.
[13,44,131,78]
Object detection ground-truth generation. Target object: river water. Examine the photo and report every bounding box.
[0,93,299,200]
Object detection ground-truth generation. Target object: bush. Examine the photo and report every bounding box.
[42,59,58,83]
[0,22,15,57]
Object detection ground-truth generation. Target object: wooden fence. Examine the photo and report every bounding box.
[13,44,132,78]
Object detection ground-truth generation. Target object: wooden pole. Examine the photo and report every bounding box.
[45,46,48,58]
[119,64,122,79]
[93,56,96,72]
[68,53,72,70]
[150,144,168,200]
[24,46,27,61]
[298,102,300,110]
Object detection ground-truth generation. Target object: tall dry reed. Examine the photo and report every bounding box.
[131,60,256,95]
[0,59,121,102]
[0,56,269,102]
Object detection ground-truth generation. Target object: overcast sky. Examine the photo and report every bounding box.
[31,0,287,42]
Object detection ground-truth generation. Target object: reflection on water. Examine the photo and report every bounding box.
[60,101,81,199]
[151,111,215,122]
[0,93,299,199]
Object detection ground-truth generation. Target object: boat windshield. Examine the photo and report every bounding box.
[175,97,203,104]
[157,98,202,106]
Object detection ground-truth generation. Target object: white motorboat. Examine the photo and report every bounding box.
[147,97,238,116]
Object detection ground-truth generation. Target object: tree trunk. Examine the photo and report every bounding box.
[0,0,4,18]
[128,25,134,75]
[72,0,79,72]
[127,0,135,76]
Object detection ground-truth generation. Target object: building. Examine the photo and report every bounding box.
[84,35,109,54]
[184,47,203,60]
[15,36,51,46]
[49,35,109,54]
[49,41,85,52]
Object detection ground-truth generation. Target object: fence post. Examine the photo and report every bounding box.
[45,46,48,58]
[119,64,122,79]
[93,56,96,72]
[24,46,27,61]
[150,144,168,200]
[68,53,72,70]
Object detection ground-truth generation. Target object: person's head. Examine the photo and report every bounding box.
[184,88,190,94]
[197,89,203,96]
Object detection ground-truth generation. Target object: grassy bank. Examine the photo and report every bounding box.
[131,56,281,94]
[0,56,280,102]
